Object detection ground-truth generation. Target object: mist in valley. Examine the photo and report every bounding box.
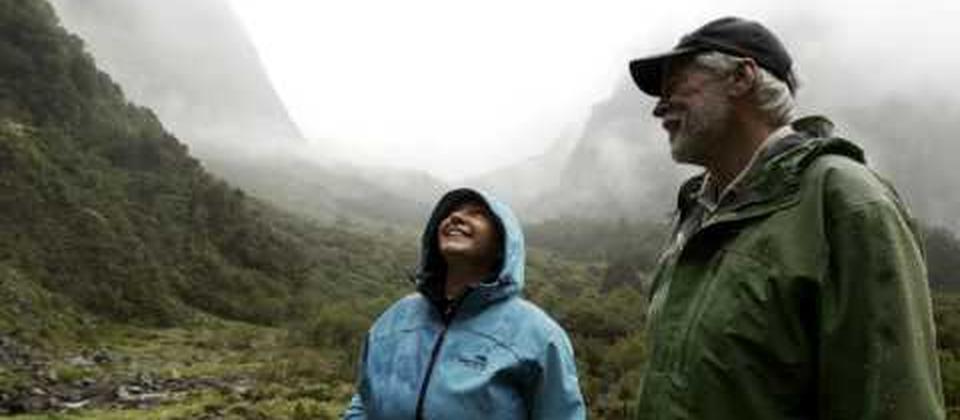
[4,2,960,416]
[48,0,960,232]
[49,0,448,227]
[474,8,960,230]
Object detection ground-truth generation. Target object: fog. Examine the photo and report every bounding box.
[472,4,960,230]
[48,0,302,159]
[228,0,960,180]
[48,0,448,226]
[49,0,960,231]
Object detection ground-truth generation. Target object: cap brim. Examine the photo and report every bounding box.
[629,47,699,97]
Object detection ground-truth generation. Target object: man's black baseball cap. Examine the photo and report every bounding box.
[629,17,797,97]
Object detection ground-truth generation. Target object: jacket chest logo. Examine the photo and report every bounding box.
[456,353,489,371]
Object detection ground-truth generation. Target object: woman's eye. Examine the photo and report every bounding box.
[470,210,492,220]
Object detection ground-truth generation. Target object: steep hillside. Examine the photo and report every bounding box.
[48,0,449,229]
[468,76,695,223]
[47,0,302,156]
[464,134,579,218]
[202,153,447,228]
[0,0,311,326]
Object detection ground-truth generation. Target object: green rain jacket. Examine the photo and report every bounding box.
[634,116,944,419]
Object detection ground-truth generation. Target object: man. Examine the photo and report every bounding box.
[342,188,585,419]
[627,17,944,419]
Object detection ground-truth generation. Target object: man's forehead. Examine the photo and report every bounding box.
[660,54,724,94]
[662,54,702,81]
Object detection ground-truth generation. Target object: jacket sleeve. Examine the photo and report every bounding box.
[819,195,945,419]
[341,335,369,420]
[530,330,586,420]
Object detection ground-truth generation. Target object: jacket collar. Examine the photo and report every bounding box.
[696,123,796,212]
[676,115,865,226]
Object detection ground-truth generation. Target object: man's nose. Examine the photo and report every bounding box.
[653,98,670,118]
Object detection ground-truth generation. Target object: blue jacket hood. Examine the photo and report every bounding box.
[415,188,525,310]
[344,188,585,420]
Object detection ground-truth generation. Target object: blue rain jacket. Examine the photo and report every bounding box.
[343,188,585,420]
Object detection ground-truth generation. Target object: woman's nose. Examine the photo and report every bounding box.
[446,212,465,225]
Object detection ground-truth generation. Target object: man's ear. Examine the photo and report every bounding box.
[728,58,758,97]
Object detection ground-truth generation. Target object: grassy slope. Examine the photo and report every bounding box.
[0,246,629,420]
[0,0,320,326]
[1,1,957,418]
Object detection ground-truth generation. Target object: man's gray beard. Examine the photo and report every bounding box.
[670,90,732,165]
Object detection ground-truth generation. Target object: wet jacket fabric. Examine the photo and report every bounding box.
[343,188,585,420]
[634,116,944,419]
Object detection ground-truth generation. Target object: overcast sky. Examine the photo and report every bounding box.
[227,0,960,181]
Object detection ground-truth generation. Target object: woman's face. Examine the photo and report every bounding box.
[437,201,500,267]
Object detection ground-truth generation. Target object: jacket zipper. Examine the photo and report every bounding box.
[414,302,457,420]
[671,212,720,371]
[674,212,749,369]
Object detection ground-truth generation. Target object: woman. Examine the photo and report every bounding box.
[343,188,585,419]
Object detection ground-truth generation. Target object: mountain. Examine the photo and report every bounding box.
[202,152,446,227]
[800,88,960,235]
[469,77,691,223]
[473,26,960,233]
[0,0,320,327]
[48,0,448,228]
[464,133,577,218]
[46,0,302,157]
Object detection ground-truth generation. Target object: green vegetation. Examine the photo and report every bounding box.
[0,1,958,419]
[526,218,960,418]
[927,226,960,290]
[936,293,960,419]
[0,0,313,326]
[3,323,355,419]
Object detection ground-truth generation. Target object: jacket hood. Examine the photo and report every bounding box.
[677,115,866,219]
[415,188,525,310]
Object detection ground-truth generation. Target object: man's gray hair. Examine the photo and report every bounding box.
[693,51,795,126]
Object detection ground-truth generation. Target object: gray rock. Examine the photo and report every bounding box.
[60,399,90,409]
[91,350,114,364]
[67,355,95,368]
